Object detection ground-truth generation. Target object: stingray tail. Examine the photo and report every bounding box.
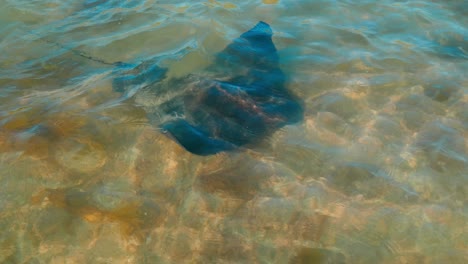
[31,32,130,67]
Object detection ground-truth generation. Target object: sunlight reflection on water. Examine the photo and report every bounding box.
[0,0,467,263]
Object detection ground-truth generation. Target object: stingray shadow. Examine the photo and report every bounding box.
[113,21,303,155]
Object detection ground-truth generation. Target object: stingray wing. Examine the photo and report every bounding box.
[214,21,287,94]
[112,62,168,93]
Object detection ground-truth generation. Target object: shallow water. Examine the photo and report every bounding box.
[0,0,467,263]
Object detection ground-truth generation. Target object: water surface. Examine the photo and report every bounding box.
[0,0,467,263]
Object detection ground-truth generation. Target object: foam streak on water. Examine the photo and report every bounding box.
[0,0,467,263]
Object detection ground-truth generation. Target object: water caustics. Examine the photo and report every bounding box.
[0,0,467,263]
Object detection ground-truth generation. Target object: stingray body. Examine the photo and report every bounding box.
[113,21,303,155]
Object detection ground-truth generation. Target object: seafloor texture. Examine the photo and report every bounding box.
[0,0,467,263]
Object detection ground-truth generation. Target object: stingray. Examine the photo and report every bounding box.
[113,21,303,155]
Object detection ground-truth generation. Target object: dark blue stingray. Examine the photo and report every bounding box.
[114,21,303,155]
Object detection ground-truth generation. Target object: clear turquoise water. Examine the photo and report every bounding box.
[0,0,467,263]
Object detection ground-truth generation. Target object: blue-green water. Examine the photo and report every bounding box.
[0,0,467,263]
